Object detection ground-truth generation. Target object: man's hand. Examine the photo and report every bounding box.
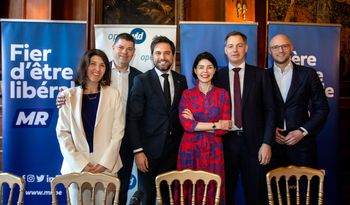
[284,129,304,146]
[56,87,66,108]
[258,144,271,165]
[135,152,149,173]
[275,127,287,144]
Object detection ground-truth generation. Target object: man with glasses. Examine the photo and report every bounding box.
[214,31,275,205]
[268,34,329,170]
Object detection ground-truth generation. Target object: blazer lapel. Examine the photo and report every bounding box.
[242,66,253,106]
[151,68,169,109]
[94,86,107,127]
[285,64,301,102]
[71,87,86,138]
[269,68,285,103]
[171,71,181,110]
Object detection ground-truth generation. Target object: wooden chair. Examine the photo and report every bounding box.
[51,172,120,205]
[266,165,325,205]
[0,172,25,205]
[155,169,221,205]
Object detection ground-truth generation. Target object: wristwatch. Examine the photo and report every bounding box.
[298,128,307,137]
[212,122,216,129]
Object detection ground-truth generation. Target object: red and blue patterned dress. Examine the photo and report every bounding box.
[176,83,231,205]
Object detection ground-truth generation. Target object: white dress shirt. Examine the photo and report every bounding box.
[111,62,130,116]
[155,68,174,105]
[273,61,293,130]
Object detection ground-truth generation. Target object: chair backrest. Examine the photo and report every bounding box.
[51,172,120,205]
[0,172,25,205]
[266,165,325,205]
[155,169,221,205]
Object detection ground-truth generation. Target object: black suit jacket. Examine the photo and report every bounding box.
[268,62,329,137]
[127,68,188,159]
[214,64,275,154]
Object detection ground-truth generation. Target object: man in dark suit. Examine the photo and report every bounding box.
[127,36,188,204]
[111,33,142,205]
[214,31,275,205]
[267,34,329,169]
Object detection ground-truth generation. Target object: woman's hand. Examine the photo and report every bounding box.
[218,120,232,130]
[182,108,194,120]
[91,164,107,173]
[83,163,94,172]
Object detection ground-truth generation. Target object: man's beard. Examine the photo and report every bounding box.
[154,60,172,71]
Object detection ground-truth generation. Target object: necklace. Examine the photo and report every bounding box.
[86,93,99,100]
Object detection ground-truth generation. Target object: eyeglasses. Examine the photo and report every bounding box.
[270,44,290,51]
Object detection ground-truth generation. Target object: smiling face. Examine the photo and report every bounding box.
[112,38,135,69]
[194,59,216,84]
[269,34,293,68]
[224,35,248,66]
[86,55,106,85]
[152,42,174,72]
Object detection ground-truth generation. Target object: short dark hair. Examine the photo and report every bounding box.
[75,49,111,89]
[224,31,247,45]
[192,51,218,80]
[114,33,135,46]
[150,35,175,55]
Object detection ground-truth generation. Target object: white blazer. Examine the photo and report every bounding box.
[56,86,125,175]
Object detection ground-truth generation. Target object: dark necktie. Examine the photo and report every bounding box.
[162,73,171,109]
[233,67,242,128]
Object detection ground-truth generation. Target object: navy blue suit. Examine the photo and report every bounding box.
[268,63,329,169]
[214,64,275,205]
[127,68,187,204]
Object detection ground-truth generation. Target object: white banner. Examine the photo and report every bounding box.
[95,24,177,73]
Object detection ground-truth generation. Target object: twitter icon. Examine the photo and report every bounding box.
[36,175,45,182]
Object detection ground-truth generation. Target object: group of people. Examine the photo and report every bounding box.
[55,31,329,205]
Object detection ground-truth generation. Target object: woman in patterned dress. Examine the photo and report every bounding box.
[176,51,232,205]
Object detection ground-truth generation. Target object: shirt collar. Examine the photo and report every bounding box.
[229,61,246,71]
[112,61,130,74]
[154,67,171,77]
[273,61,293,74]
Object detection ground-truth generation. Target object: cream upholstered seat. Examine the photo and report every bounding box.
[155,169,221,205]
[50,172,120,205]
[266,165,325,205]
[0,172,25,205]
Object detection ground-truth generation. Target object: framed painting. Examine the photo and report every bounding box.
[103,0,184,24]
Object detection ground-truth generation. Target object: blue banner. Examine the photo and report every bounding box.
[179,22,258,88]
[180,22,258,204]
[1,19,86,204]
[268,22,340,205]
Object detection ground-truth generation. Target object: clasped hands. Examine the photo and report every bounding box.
[181,108,232,130]
[275,127,304,146]
[83,163,106,173]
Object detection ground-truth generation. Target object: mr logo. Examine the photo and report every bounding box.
[130,28,146,44]
[13,109,53,128]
